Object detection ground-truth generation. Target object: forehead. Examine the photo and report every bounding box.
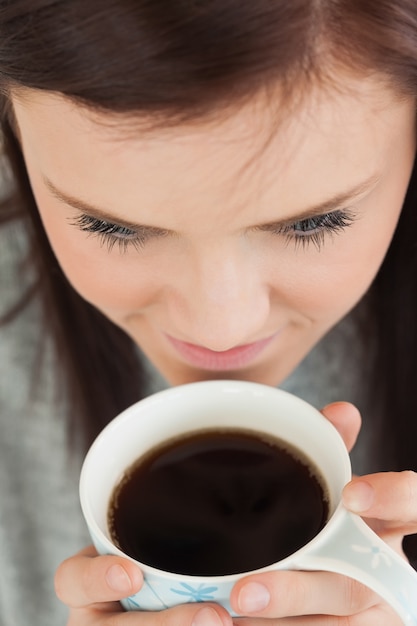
[11,79,415,228]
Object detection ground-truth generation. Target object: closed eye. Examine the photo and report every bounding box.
[70,213,169,253]
[256,208,356,251]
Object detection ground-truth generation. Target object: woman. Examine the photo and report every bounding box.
[0,1,416,625]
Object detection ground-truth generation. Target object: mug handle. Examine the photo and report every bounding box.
[289,504,417,626]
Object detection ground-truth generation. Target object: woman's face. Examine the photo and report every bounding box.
[11,78,416,386]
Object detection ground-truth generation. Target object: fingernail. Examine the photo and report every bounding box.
[237,582,270,613]
[106,564,132,593]
[192,607,223,626]
[343,480,375,513]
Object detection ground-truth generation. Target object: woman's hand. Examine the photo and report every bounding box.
[229,402,417,625]
[55,546,232,626]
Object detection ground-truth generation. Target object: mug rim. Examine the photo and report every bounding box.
[80,380,352,582]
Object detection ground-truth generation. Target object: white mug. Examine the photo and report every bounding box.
[80,380,417,625]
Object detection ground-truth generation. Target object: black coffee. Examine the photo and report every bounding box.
[108,429,329,576]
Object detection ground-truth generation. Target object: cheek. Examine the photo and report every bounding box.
[274,211,400,321]
[66,252,162,315]
[270,258,369,323]
[37,206,160,315]
[60,248,153,313]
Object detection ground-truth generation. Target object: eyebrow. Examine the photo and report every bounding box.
[43,173,379,232]
[255,174,380,232]
[43,176,169,233]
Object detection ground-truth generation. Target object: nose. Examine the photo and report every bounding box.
[166,245,270,351]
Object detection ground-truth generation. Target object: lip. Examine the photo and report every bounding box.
[165,333,278,371]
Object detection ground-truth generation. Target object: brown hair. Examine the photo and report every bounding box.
[0,0,416,558]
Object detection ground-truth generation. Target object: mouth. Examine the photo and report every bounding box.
[164,333,279,371]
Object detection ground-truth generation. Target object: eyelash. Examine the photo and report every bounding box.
[269,208,356,251]
[71,214,161,253]
[72,208,356,254]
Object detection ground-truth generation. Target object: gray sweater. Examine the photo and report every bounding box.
[0,219,371,626]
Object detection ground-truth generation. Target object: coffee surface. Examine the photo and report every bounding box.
[108,429,329,576]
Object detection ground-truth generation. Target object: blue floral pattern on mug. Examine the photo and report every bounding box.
[351,542,393,569]
[170,582,219,602]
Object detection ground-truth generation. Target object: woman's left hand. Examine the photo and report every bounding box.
[229,401,417,625]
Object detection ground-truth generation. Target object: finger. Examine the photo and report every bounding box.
[121,604,232,626]
[342,471,417,533]
[320,402,362,452]
[55,545,143,608]
[68,602,232,626]
[233,603,401,626]
[343,471,417,549]
[230,570,379,618]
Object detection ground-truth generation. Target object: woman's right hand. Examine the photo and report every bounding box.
[55,546,232,626]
